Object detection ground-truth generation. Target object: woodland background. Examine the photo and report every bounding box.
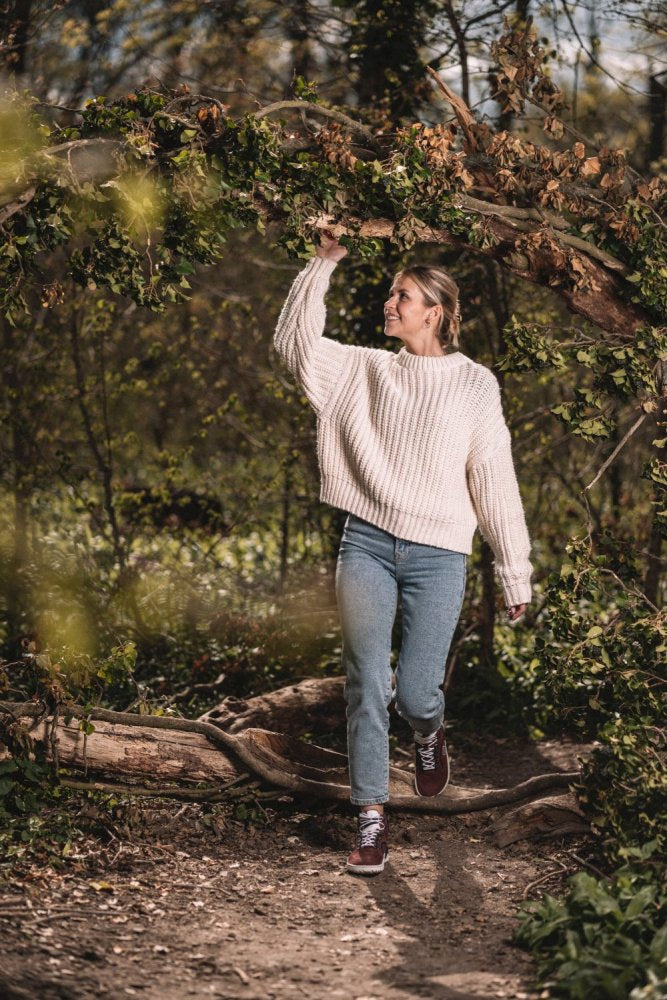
[0,2,665,998]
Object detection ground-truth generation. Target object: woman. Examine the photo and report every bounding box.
[273,232,532,875]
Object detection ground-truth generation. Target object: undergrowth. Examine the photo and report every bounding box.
[512,535,666,1000]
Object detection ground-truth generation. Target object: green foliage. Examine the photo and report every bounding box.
[516,531,667,997]
[447,615,541,735]
[534,534,664,738]
[497,316,569,372]
[0,630,138,867]
[577,725,665,865]
[0,716,79,870]
[291,76,320,103]
[0,744,53,820]
[531,533,666,858]
[500,321,667,442]
[516,846,667,1000]
[4,639,138,708]
[617,204,667,322]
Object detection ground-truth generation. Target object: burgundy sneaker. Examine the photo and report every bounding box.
[346,811,389,875]
[414,726,450,796]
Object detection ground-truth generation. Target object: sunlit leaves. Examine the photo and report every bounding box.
[105,172,167,239]
[0,96,47,198]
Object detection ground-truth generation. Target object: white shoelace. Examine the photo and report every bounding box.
[358,814,383,848]
[416,735,439,771]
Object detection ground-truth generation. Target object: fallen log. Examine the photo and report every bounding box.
[0,701,579,814]
[488,793,589,847]
[9,715,240,785]
[200,675,346,733]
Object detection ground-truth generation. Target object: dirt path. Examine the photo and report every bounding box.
[0,737,586,1000]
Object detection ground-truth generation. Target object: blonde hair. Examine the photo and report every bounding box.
[395,266,461,350]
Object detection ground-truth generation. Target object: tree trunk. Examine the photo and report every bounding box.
[1,317,30,655]
[286,0,313,81]
[1,0,33,76]
[648,71,666,169]
[479,539,497,667]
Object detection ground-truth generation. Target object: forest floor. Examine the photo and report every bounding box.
[0,734,591,1000]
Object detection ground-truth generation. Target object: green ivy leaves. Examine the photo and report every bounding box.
[516,845,667,1000]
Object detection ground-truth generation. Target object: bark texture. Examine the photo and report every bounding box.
[488,793,589,847]
[200,675,346,733]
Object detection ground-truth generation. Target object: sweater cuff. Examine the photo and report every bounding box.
[304,256,339,281]
[500,578,532,607]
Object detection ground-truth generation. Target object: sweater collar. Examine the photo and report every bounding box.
[394,347,469,372]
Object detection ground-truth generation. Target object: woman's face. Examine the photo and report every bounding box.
[384,276,439,342]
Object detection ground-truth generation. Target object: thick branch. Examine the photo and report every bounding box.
[200,674,346,732]
[69,315,125,568]
[488,793,589,847]
[312,215,647,336]
[0,138,124,225]
[454,195,630,275]
[0,185,37,225]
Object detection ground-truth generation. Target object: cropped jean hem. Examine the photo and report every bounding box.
[350,796,389,806]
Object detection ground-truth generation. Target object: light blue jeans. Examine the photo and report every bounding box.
[335,513,467,806]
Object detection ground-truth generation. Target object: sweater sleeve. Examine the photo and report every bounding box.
[273,256,351,415]
[466,373,533,607]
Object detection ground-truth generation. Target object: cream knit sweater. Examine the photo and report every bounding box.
[273,256,533,607]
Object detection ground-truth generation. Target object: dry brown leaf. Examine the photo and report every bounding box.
[543,115,565,139]
[580,157,601,178]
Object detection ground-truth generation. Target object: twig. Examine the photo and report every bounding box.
[162,673,228,708]
[252,100,379,149]
[60,773,251,803]
[584,412,647,491]
[522,867,569,898]
[61,777,222,801]
[597,567,660,613]
[568,851,607,879]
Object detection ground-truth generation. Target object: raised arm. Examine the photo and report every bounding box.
[466,373,533,609]
[273,235,351,415]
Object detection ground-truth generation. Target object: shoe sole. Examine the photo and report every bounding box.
[346,851,389,876]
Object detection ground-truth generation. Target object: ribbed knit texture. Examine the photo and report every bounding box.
[273,256,533,606]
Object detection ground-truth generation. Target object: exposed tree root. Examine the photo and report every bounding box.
[1,700,580,816]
